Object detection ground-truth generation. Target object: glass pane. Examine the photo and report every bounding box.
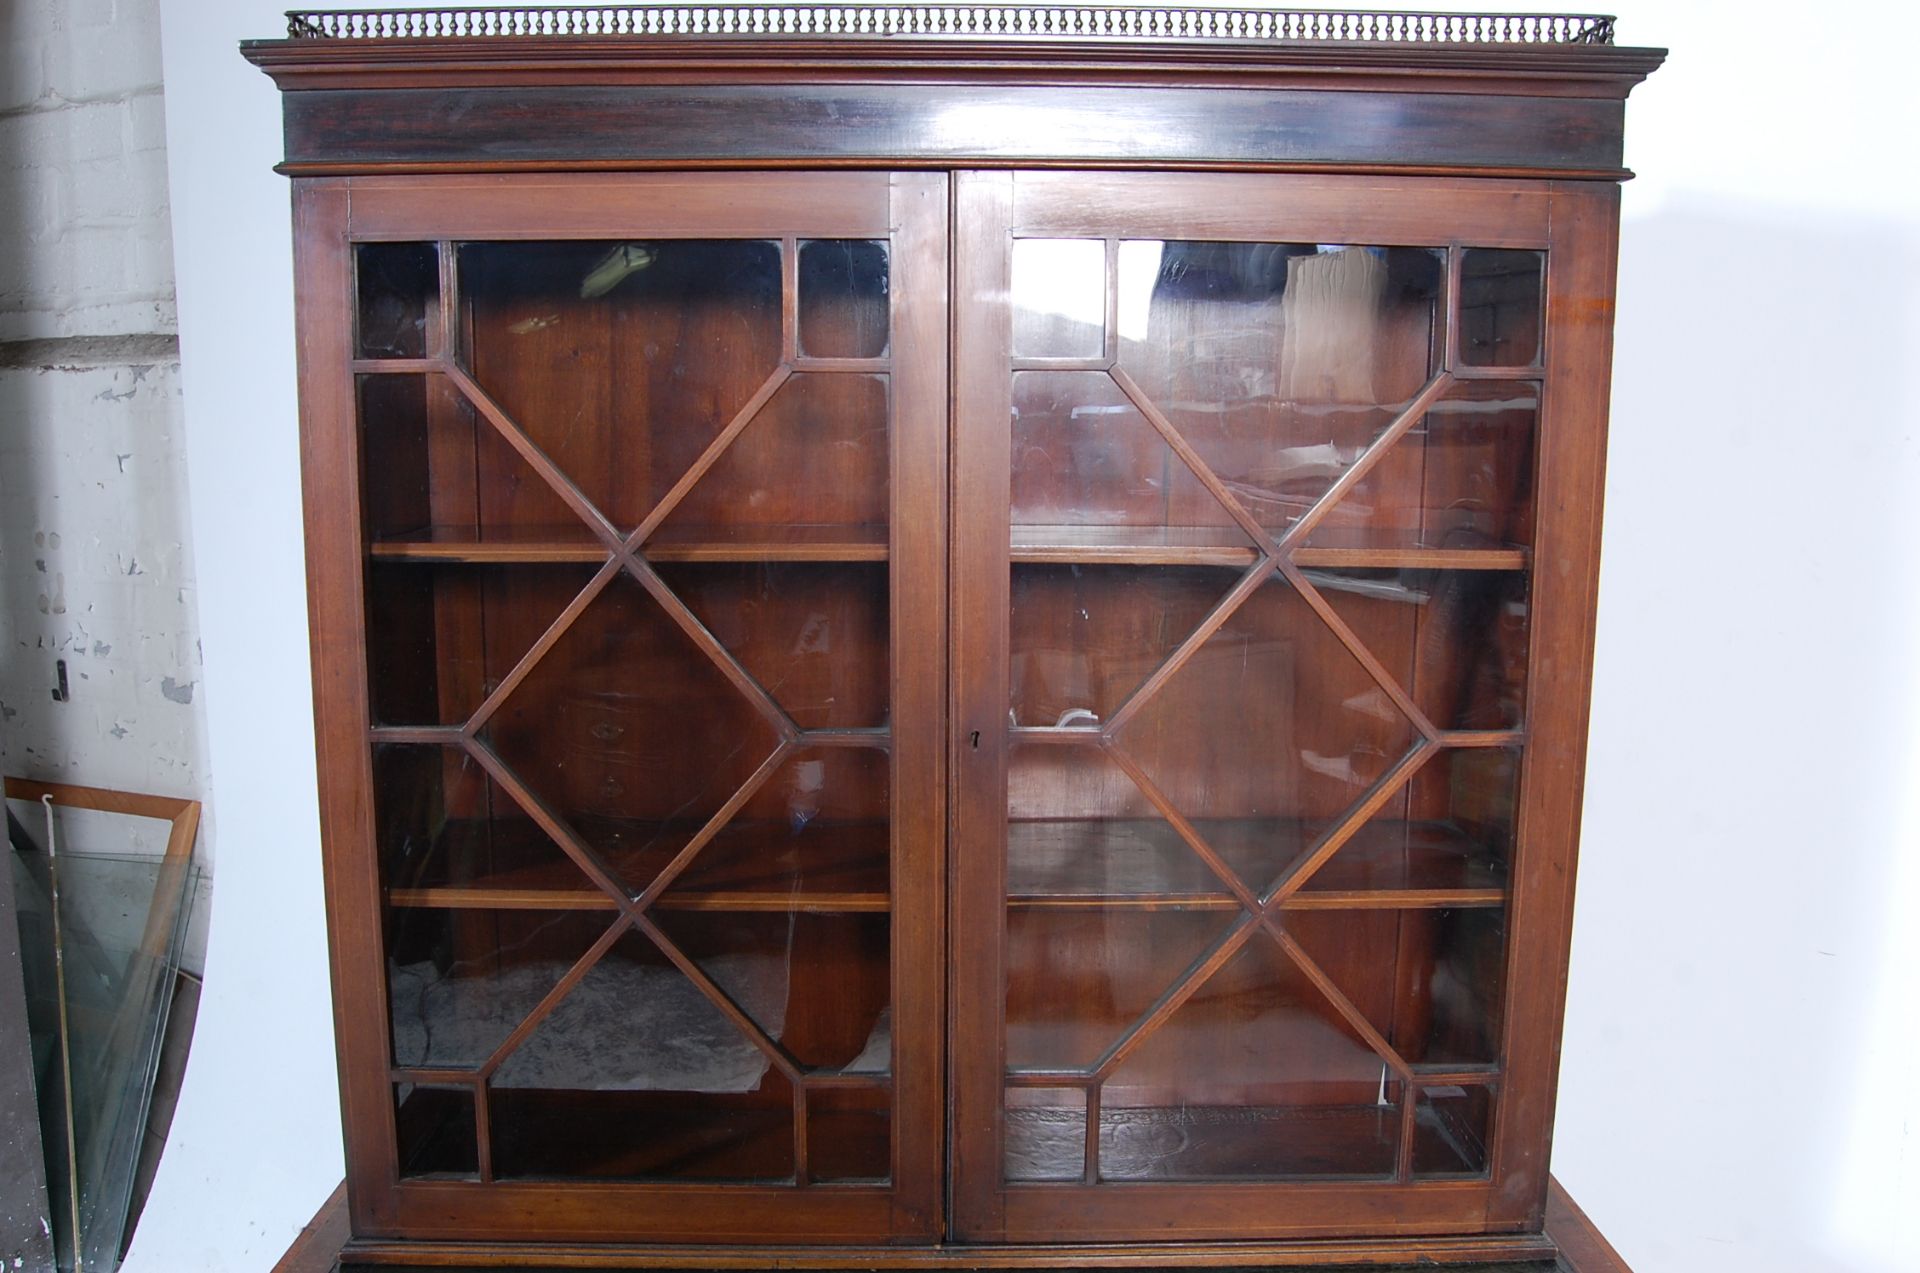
[386,906,614,1072]
[658,562,888,731]
[373,743,611,907]
[478,571,784,898]
[799,239,889,359]
[808,1084,891,1181]
[394,1084,477,1179]
[1302,379,1539,554]
[358,371,612,549]
[1116,574,1420,864]
[1459,249,1544,368]
[1006,907,1231,1073]
[457,239,783,533]
[490,927,796,1181]
[365,563,600,728]
[1009,370,1254,550]
[650,910,891,1073]
[655,747,889,910]
[1413,1083,1494,1176]
[1294,746,1518,905]
[1013,238,1105,358]
[1005,1087,1086,1182]
[1099,936,1400,1180]
[1286,905,1508,1068]
[1116,240,1443,535]
[1010,564,1238,731]
[357,241,437,359]
[1309,565,1531,733]
[1008,745,1293,905]
[8,824,198,1273]
[646,372,889,544]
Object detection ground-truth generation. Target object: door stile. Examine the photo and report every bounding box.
[292,176,403,1236]
[1485,179,1623,1228]
[948,170,1016,1243]
[887,169,953,1241]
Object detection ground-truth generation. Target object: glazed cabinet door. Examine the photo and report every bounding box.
[950,171,1617,1243]
[296,172,948,1244]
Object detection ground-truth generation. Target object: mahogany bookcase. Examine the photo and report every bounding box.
[243,8,1661,1268]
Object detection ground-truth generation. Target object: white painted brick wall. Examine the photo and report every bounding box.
[0,0,210,889]
[0,0,177,342]
[0,357,206,796]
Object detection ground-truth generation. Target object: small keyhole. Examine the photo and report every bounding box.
[969,731,980,749]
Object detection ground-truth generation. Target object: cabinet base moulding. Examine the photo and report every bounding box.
[280,1179,1627,1272]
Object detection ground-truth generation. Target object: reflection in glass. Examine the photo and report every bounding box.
[1009,370,1253,545]
[799,239,889,359]
[1303,379,1539,553]
[1013,238,1105,358]
[1117,241,1444,534]
[1459,248,1545,367]
[356,241,437,359]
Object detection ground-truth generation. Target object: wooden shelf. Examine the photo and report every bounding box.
[386,816,1502,914]
[370,524,1523,571]
[368,523,889,564]
[1009,817,1506,910]
[1010,525,1528,571]
[1012,524,1260,567]
[386,818,891,913]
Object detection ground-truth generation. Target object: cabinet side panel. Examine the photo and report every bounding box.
[948,170,1015,1243]
[1487,181,1622,1226]
[292,178,400,1231]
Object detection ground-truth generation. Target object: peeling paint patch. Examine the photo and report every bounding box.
[92,641,111,656]
[36,573,66,615]
[159,676,195,704]
[110,723,129,739]
[0,701,15,722]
